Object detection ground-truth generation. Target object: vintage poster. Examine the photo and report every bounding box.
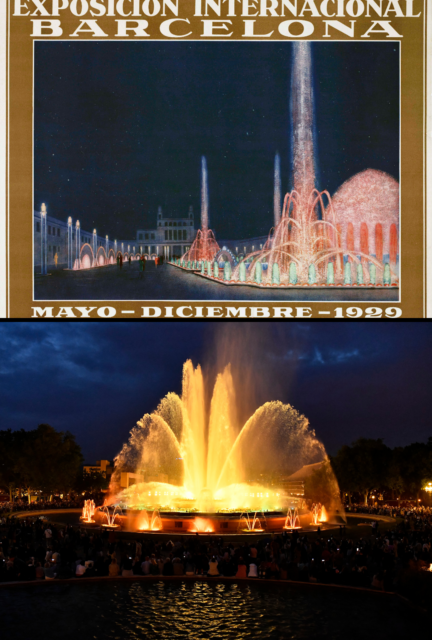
[0,0,431,318]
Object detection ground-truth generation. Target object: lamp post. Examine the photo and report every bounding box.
[67,216,73,269]
[424,482,432,506]
[93,229,97,266]
[40,203,47,275]
[75,220,81,269]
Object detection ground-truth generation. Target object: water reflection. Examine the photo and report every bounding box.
[1,580,426,640]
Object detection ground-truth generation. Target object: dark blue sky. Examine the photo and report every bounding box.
[34,41,399,240]
[0,322,429,463]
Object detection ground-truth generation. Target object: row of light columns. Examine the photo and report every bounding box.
[40,204,135,273]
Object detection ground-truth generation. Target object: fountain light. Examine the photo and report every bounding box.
[80,499,96,523]
[310,503,327,526]
[137,509,162,531]
[101,505,122,528]
[191,518,214,533]
[284,506,301,530]
[239,512,265,533]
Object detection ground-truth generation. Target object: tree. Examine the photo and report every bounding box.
[75,469,110,493]
[332,439,391,505]
[331,445,358,505]
[398,441,432,501]
[10,424,83,501]
[0,429,30,500]
[386,447,406,500]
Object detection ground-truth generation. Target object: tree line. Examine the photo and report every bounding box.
[1,426,432,506]
[331,437,432,504]
[0,425,108,501]
[306,437,432,506]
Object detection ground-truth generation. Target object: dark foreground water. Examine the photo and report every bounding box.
[1,580,424,640]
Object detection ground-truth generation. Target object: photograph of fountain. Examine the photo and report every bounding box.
[95,358,345,534]
[2,323,432,639]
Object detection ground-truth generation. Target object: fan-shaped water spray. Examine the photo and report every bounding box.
[106,359,344,531]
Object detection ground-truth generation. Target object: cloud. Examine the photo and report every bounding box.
[0,322,431,462]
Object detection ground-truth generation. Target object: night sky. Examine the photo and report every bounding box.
[34,41,399,240]
[0,322,429,464]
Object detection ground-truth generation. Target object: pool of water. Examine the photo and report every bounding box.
[1,579,423,640]
[34,261,399,302]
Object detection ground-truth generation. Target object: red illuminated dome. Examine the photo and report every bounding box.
[331,169,399,265]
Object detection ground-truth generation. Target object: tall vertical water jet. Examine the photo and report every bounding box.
[273,152,281,227]
[201,155,209,233]
[291,42,316,202]
[233,41,398,287]
[181,157,220,266]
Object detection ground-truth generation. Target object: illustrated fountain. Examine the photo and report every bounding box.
[178,157,220,268]
[94,359,345,534]
[194,42,399,288]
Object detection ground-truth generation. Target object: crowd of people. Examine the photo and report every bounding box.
[1,506,432,610]
[115,253,164,272]
[0,498,84,517]
[345,503,430,519]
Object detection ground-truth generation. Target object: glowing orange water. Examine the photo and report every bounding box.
[81,499,95,523]
[109,359,342,516]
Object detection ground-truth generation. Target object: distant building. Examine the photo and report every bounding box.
[83,460,114,480]
[33,202,270,271]
[136,206,196,260]
[33,205,197,270]
[279,462,326,497]
[120,472,144,488]
[34,210,118,270]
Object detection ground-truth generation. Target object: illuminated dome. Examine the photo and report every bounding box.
[331,169,399,263]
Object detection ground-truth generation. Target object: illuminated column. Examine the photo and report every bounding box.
[201,156,209,232]
[75,220,81,268]
[382,225,390,262]
[273,152,281,227]
[114,239,117,257]
[92,229,97,266]
[67,216,73,269]
[121,242,124,255]
[40,203,47,275]
[105,235,109,264]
